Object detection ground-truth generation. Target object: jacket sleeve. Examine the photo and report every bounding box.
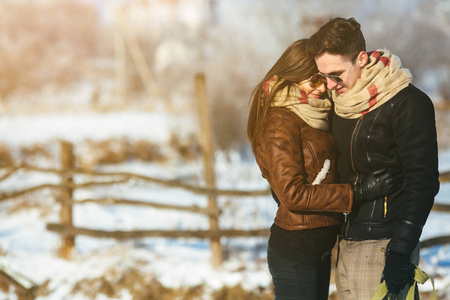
[389,86,440,256]
[255,109,353,213]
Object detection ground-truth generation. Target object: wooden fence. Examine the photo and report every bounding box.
[0,141,272,256]
[2,156,450,299]
[0,139,273,299]
[0,74,275,267]
[2,157,450,251]
[1,74,450,298]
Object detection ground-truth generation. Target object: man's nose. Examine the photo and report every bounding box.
[326,78,338,90]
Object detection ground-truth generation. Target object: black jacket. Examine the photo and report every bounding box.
[331,84,440,257]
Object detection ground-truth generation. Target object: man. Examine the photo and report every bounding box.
[307,17,440,299]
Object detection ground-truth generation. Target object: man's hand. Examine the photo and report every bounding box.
[381,249,416,296]
[352,169,403,206]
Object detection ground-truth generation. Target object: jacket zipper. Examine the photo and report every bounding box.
[368,201,376,236]
[351,116,363,184]
[345,116,364,236]
[384,196,388,218]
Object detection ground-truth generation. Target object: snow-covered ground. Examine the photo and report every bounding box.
[0,110,449,299]
[1,0,448,298]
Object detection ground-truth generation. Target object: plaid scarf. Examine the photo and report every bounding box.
[332,49,412,119]
[263,75,332,131]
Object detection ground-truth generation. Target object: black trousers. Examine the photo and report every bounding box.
[267,246,331,300]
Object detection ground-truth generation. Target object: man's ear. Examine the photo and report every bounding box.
[358,51,369,67]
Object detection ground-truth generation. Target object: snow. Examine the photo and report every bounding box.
[0,111,196,147]
[0,110,275,299]
[1,0,448,297]
[0,109,449,299]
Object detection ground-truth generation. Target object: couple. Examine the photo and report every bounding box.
[247,17,439,300]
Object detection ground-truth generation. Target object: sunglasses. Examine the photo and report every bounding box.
[314,53,360,85]
[308,73,327,88]
[314,72,344,84]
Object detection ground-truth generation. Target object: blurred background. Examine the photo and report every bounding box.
[1,0,449,152]
[0,0,449,299]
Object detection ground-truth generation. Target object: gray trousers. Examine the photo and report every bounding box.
[336,238,420,300]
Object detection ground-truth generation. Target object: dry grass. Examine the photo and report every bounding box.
[19,144,54,163]
[168,133,201,162]
[0,245,6,257]
[78,138,129,169]
[69,266,203,300]
[0,0,100,101]
[1,272,445,300]
[129,139,167,162]
[1,136,200,171]
[7,192,55,218]
[70,269,275,300]
[212,284,273,300]
[435,105,450,151]
[0,281,7,296]
[76,138,172,170]
[0,144,13,166]
[210,96,248,152]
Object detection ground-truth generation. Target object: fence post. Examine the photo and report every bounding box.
[195,73,223,269]
[114,9,127,101]
[120,17,158,100]
[59,141,75,259]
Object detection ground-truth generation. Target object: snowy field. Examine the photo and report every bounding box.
[0,0,448,298]
[0,110,449,299]
[0,110,275,299]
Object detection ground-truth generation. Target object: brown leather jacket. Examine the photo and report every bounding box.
[254,107,353,231]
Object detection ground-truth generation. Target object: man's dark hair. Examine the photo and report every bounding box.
[307,17,366,61]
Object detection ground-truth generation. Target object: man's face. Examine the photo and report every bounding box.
[315,52,366,95]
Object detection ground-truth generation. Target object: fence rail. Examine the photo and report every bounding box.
[0,164,271,202]
[1,74,450,298]
[0,74,275,272]
[0,156,273,250]
[1,150,450,244]
[2,161,448,203]
[2,154,450,244]
[46,223,269,239]
[1,143,450,300]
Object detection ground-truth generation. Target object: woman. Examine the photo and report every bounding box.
[247,39,398,299]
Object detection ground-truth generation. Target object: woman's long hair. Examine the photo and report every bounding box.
[247,39,317,153]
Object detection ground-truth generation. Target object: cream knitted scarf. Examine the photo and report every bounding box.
[263,75,332,131]
[332,49,412,119]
